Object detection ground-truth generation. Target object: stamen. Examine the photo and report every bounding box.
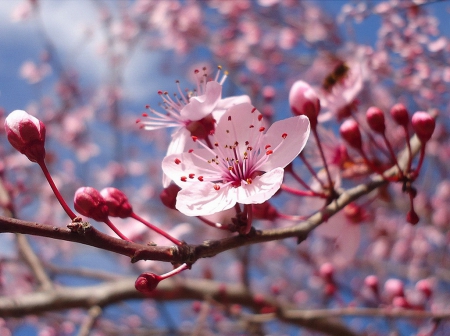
[174,158,181,164]
[181,176,187,182]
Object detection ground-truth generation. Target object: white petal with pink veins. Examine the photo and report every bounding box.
[176,183,237,216]
[180,81,222,121]
[259,115,310,171]
[236,167,284,204]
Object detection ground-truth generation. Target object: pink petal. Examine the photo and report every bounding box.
[213,102,262,154]
[176,183,237,216]
[259,115,310,171]
[180,81,222,121]
[236,167,284,204]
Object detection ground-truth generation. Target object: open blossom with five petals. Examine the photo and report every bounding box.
[138,66,250,187]
[162,102,310,216]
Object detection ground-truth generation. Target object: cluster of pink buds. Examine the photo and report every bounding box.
[74,186,183,245]
[319,263,337,297]
[338,104,435,225]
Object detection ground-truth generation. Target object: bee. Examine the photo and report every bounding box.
[322,61,350,92]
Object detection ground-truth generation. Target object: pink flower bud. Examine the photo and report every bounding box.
[74,187,109,222]
[384,278,404,300]
[100,187,133,218]
[252,201,278,220]
[366,107,386,134]
[364,275,379,293]
[392,296,410,308]
[390,103,409,126]
[406,210,419,225]
[135,272,160,294]
[340,119,362,149]
[319,262,334,283]
[4,110,46,162]
[289,80,320,127]
[411,111,435,143]
[160,184,181,209]
[415,279,433,299]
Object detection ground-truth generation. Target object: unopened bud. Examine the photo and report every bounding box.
[364,275,379,293]
[100,187,133,218]
[392,296,410,308]
[252,202,278,220]
[390,103,409,126]
[4,110,46,162]
[384,278,404,300]
[74,187,109,222]
[319,262,334,283]
[416,279,433,299]
[340,119,362,149]
[366,107,386,134]
[135,272,160,294]
[160,184,181,209]
[289,81,320,127]
[406,210,419,225]
[412,112,435,143]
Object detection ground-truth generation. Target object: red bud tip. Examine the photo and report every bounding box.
[74,187,109,222]
[364,275,379,291]
[289,80,320,127]
[4,110,46,163]
[100,187,133,218]
[412,111,435,143]
[390,103,409,126]
[366,107,386,134]
[319,262,334,282]
[340,119,362,149]
[135,272,160,294]
[406,210,419,224]
[160,184,181,209]
[416,279,433,298]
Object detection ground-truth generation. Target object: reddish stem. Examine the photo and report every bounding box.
[285,164,316,192]
[243,204,253,235]
[299,152,326,189]
[403,126,413,172]
[104,218,131,242]
[382,133,403,177]
[281,184,327,198]
[37,160,77,220]
[197,216,231,230]
[312,127,335,192]
[131,212,183,246]
[412,146,426,179]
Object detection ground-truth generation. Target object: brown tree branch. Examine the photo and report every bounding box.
[0,277,359,336]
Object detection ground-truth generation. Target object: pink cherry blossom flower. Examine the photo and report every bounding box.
[162,102,310,216]
[138,67,250,187]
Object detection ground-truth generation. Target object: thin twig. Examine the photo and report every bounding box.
[77,306,102,336]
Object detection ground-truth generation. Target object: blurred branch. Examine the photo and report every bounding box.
[0,277,359,336]
[16,234,53,291]
[77,306,102,336]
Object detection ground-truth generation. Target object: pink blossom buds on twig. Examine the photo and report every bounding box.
[289,80,320,128]
[411,111,436,143]
[135,263,190,294]
[4,110,46,163]
[366,107,386,134]
[5,110,78,220]
[74,187,131,241]
[100,187,183,246]
[390,103,409,127]
[340,119,362,149]
[74,187,109,222]
[100,187,133,218]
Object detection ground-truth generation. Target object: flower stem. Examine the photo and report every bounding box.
[197,216,231,230]
[104,218,131,241]
[281,184,327,198]
[131,212,183,246]
[37,160,77,220]
[312,127,335,192]
[243,204,253,235]
[382,133,403,177]
[158,263,190,281]
[299,152,326,189]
